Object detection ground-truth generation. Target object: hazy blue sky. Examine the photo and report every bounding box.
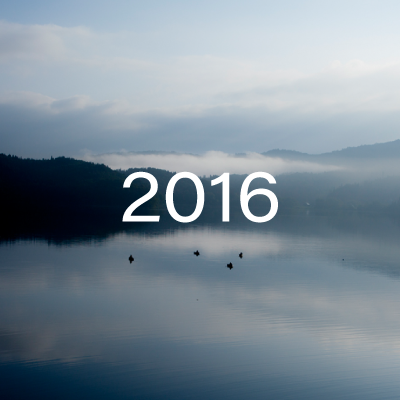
[2,0,400,158]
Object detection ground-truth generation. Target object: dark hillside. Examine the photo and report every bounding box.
[0,154,159,222]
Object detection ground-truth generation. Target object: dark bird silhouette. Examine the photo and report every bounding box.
[227,262,233,270]
[342,259,344,261]
[129,255,134,263]
[194,250,200,256]
[239,252,243,258]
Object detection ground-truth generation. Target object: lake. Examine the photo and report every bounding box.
[2,214,400,399]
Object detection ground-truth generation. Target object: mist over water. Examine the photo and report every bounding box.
[77,143,400,215]
[80,141,400,184]
[81,151,340,176]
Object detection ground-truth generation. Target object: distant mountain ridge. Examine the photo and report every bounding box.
[263,139,400,160]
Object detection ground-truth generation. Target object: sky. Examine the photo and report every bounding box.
[2,0,400,164]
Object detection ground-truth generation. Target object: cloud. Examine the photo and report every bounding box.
[1,89,400,159]
[2,19,400,157]
[0,20,93,62]
[3,21,400,113]
[220,60,400,114]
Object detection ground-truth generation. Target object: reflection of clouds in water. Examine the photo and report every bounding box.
[2,275,400,364]
[122,226,400,272]
[81,151,340,176]
[2,225,400,364]
[230,284,400,350]
[129,228,283,257]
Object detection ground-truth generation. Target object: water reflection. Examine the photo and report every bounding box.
[2,215,400,399]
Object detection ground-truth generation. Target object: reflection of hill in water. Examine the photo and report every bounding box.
[1,209,399,241]
[3,211,400,281]
[2,208,399,243]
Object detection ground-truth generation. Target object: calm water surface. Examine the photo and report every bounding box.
[2,215,400,399]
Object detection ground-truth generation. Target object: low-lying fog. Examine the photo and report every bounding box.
[81,150,400,183]
[81,151,340,176]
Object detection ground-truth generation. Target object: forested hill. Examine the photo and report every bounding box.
[0,155,297,229]
[0,154,160,219]
[0,155,227,225]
